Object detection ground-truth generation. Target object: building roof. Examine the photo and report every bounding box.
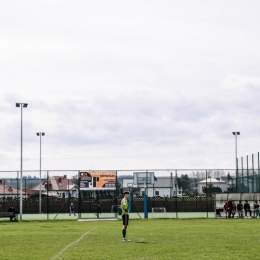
[198,178,226,184]
[0,181,25,195]
[31,175,78,191]
[23,188,34,195]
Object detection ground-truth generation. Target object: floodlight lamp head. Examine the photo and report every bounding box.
[16,103,20,107]
[42,133,45,136]
[36,133,40,136]
[23,103,28,108]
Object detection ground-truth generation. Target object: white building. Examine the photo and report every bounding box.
[198,177,227,194]
[122,179,138,190]
[122,177,183,197]
[31,175,79,198]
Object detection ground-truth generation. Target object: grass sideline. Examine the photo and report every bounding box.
[0,212,216,221]
[0,218,259,260]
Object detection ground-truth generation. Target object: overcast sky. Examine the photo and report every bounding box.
[1,1,260,177]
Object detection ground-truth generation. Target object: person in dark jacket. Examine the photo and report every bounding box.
[8,205,15,221]
[95,199,103,216]
[69,202,76,216]
[254,201,260,218]
[231,200,236,218]
[244,200,252,217]
[237,201,243,218]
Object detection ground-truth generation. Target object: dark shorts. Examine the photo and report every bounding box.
[122,214,129,226]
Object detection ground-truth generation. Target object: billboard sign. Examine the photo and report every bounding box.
[80,171,116,190]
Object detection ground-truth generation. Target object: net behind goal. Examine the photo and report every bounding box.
[152,207,166,218]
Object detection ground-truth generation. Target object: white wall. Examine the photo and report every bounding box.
[198,183,228,194]
[140,187,182,197]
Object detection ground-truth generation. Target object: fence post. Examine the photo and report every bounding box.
[252,154,255,192]
[175,170,178,219]
[144,194,148,218]
[258,152,260,192]
[206,170,208,218]
[241,157,244,192]
[247,155,249,192]
[47,171,49,220]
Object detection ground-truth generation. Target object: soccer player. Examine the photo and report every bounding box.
[95,199,103,217]
[69,202,76,216]
[121,191,130,242]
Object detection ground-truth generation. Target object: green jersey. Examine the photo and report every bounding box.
[121,197,128,215]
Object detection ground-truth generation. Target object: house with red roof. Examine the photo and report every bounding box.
[0,180,26,198]
[30,175,78,198]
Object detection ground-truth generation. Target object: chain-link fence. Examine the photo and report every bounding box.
[0,169,239,220]
[236,152,260,193]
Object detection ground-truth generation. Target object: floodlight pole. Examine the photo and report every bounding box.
[16,103,28,221]
[232,132,240,192]
[36,132,45,214]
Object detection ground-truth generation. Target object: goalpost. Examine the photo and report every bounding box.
[152,207,166,218]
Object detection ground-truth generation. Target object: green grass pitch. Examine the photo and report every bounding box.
[0,218,259,260]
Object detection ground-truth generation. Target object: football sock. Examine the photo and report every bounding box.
[122,229,126,238]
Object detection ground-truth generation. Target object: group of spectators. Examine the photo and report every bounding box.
[222,198,260,218]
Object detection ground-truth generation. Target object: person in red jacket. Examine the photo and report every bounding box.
[223,202,228,218]
[227,198,233,218]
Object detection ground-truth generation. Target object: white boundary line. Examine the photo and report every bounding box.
[50,227,97,260]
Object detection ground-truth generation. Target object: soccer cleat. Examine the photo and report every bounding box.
[123,238,131,242]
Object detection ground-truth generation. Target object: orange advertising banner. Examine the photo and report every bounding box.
[80,171,116,190]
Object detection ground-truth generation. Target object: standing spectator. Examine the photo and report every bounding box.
[69,202,76,216]
[223,202,228,218]
[7,205,15,221]
[232,200,236,218]
[244,200,252,217]
[254,201,260,218]
[237,200,243,218]
[227,198,233,218]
